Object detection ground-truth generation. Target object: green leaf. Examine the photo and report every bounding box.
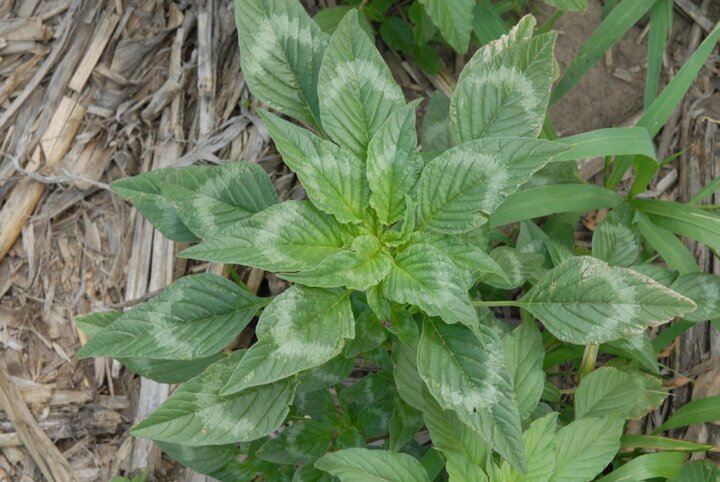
[392,340,425,412]
[261,110,370,224]
[551,0,657,102]
[472,1,507,45]
[478,247,545,289]
[314,6,355,34]
[280,235,392,291]
[503,320,545,420]
[159,162,277,239]
[654,395,720,433]
[605,333,659,374]
[595,452,686,482]
[670,460,720,482]
[445,452,488,482]
[499,412,558,482]
[451,16,556,141]
[670,273,720,322]
[157,442,239,476]
[298,353,355,393]
[543,0,587,12]
[389,397,423,451]
[315,448,429,482]
[417,319,525,472]
[379,17,415,53]
[520,256,696,344]
[409,1,437,45]
[575,367,666,419]
[383,242,477,325]
[131,351,296,445]
[318,10,405,159]
[340,373,393,405]
[220,286,354,395]
[234,0,327,126]
[592,203,640,266]
[357,399,394,437]
[257,421,332,464]
[181,201,349,272]
[644,0,672,108]
[294,463,336,482]
[550,416,624,482]
[635,212,699,275]
[418,0,474,54]
[620,434,715,453]
[345,308,387,357]
[422,389,489,465]
[633,199,720,251]
[76,311,225,383]
[367,100,423,224]
[417,138,567,233]
[553,127,657,164]
[421,91,453,156]
[78,274,264,360]
[491,184,622,227]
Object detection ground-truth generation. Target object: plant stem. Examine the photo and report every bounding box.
[472,300,522,308]
[578,344,599,380]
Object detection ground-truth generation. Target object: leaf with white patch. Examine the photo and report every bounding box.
[279,235,391,291]
[451,16,556,142]
[131,351,295,445]
[340,373,394,405]
[592,204,640,266]
[389,397,424,451]
[503,321,545,420]
[383,242,477,325]
[670,273,720,322]
[392,340,424,412]
[345,308,387,357]
[220,286,354,395]
[318,10,405,159]
[367,100,423,224]
[234,0,328,126]
[421,91,454,156]
[551,416,624,482]
[417,138,567,233]
[261,110,369,224]
[159,162,277,239]
[417,318,525,472]
[297,353,355,393]
[257,420,331,464]
[499,413,558,482]
[418,0,474,54]
[315,448,429,482]
[521,256,696,345]
[575,367,666,420]
[606,334,659,374]
[180,201,350,272]
[478,247,545,290]
[157,442,240,477]
[78,274,264,360]
[445,451,489,482]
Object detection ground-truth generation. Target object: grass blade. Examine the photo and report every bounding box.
[553,127,657,162]
[644,0,673,108]
[654,395,720,433]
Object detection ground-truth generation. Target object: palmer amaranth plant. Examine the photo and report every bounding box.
[77,0,720,480]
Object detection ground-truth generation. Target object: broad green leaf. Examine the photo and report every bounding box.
[297,353,354,393]
[318,10,405,159]
[421,91,453,155]
[503,321,545,420]
[595,452,685,482]
[157,442,239,476]
[294,388,336,421]
[367,100,423,224]
[315,448,429,482]
[670,460,720,482]
[181,201,349,272]
[521,256,696,344]
[294,463,336,482]
[423,389,489,465]
[356,399,394,437]
[131,351,295,445]
[234,0,327,126]
[417,319,525,472]
[383,242,477,325]
[550,416,624,482]
[620,434,715,453]
[340,373,393,405]
[257,421,331,464]
[76,311,225,383]
[78,274,264,360]
[670,273,720,322]
[417,138,567,233]
[451,16,556,141]
[220,286,353,395]
[633,199,720,251]
[314,6,355,34]
[575,367,666,419]
[654,395,720,433]
[345,308,387,357]
[418,0,474,54]
[478,247,545,289]
[280,235,392,291]
[605,333,658,374]
[491,184,622,227]
[592,204,640,266]
[159,162,277,239]
[389,397,423,451]
[261,110,369,224]
[392,340,425,412]
[500,413,558,482]
[631,264,678,287]
[543,0,587,12]
[445,451,488,482]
